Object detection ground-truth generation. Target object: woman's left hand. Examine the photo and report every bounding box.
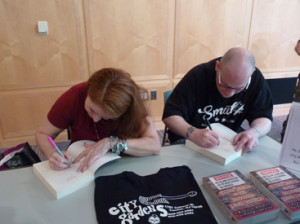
[73,137,111,172]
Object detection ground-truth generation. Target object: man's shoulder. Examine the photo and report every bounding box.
[190,57,220,71]
[184,58,219,81]
[251,68,265,84]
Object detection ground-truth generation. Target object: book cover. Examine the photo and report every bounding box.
[185,123,241,165]
[33,140,120,199]
[203,170,279,224]
[249,166,300,221]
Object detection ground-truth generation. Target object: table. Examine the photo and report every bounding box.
[1,135,299,224]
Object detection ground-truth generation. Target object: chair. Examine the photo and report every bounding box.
[161,90,173,146]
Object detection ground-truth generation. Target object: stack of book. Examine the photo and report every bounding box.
[249,166,300,222]
[33,140,120,199]
[203,170,280,224]
[185,123,241,165]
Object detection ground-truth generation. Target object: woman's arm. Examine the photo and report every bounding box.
[36,119,72,170]
[125,116,161,156]
[75,116,161,172]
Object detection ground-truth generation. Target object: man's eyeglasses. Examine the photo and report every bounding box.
[218,72,251,93]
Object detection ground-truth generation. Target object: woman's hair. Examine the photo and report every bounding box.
[87,68,148,138]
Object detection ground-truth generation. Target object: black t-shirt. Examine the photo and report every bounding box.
[162,58,273,143]
[94,166,218,224]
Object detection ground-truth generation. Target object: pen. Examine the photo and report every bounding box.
[205,117,213,130]
[47,136,68,163]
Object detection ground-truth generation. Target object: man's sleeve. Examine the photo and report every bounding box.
[162,70,197,121]
[246,73,273,123]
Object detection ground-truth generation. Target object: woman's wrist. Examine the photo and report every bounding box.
[110,136,128,155]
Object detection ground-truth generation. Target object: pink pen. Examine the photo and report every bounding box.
[48,136,69,163]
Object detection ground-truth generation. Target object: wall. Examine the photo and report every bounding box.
[0,0,299,148]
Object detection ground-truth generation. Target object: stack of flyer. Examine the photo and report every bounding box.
[249,166,300,222]
[203,170,280,224]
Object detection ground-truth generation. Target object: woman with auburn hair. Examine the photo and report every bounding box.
[36,68,161,172]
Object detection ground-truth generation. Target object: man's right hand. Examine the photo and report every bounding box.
[189,128,220,148]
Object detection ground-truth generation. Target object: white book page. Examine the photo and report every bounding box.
[67,140,95,158]
[34,160,93,191]
[34,140,120,192]
[185,123,240,164]
[206,123,237,157]
[68,140,120,173]
[210,123,236,142]
[207,138,237,158]
[280,102,300,171]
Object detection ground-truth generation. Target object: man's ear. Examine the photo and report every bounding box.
[215,60,220,72]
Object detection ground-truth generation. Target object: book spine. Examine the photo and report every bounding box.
[202,181,238,223]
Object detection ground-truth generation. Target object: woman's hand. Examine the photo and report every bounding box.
[48,151,72,171]
[73,137,111,172]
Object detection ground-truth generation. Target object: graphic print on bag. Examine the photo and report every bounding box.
[95,166,217,224]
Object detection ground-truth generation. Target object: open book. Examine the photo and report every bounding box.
[33,140,120,199]
[185,123,241,165]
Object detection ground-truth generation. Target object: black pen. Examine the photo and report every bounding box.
[205,117,212,130]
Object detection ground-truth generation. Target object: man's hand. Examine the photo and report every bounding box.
[233,128,259,155]
[189,128,220,148]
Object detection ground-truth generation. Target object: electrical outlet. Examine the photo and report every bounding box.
[150,90,157,100]
[38,21,49,35]
[141,91,148,101]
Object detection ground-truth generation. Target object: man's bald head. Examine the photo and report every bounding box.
[220,47,255,78]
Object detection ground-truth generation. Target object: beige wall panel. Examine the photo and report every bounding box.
[138,80,172,130]
[249,0,300,77]
[84,0,175,81]
[0,88,68,148]
[0,0,89,90]
[174,0,252,79]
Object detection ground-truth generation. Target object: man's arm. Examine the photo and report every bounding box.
[233,117,272,154]
[163,115,220,147]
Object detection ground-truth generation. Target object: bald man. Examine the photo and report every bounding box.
[162,47,273,155]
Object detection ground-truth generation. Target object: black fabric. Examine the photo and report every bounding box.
[281,73,300,142]
[162,58,273,143]
[0,142,41,170]
[266,77,297,104]
[94,166,217,224]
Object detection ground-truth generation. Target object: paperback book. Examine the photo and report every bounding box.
[203,170,279,224]
[185,123,241,165]
[33,140,120,199]
[249,166,300,221]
